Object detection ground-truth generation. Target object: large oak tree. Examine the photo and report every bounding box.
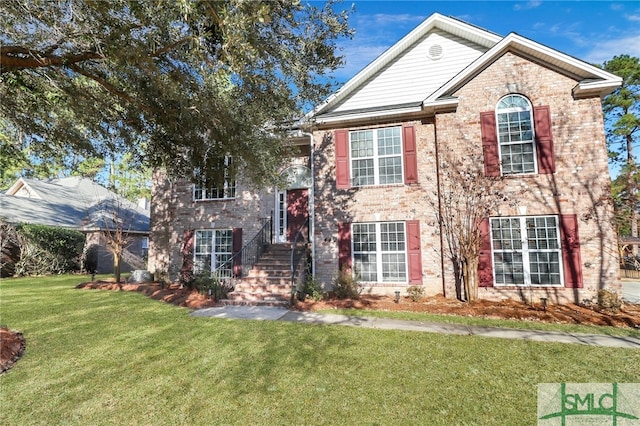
[1,0,352,186]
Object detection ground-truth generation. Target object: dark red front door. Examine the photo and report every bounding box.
[286,189,308,242]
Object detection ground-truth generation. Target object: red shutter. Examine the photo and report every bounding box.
[335,130,350,189]
[406,220,423,284]
[180,229,195,284]
[534,105,555,174]
[480,111,500,177]
[232,228,243,277]
[337,222,352,271]
[478,218,494,287]
[403,125,418,184]
[560,214,583,288]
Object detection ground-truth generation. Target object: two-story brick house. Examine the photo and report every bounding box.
[149,13,622,304]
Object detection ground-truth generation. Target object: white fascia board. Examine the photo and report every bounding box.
[5,177,27,196]
[426,33,622,102]
[314,105,424,126]
[422,97,459,113]
[309,13,501,119]
[573,78,623,98]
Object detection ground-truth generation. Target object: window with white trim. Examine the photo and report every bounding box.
[496,95,536,175]
[194,229,233,275]
[194,157,236,200]
[352,222,407,282]
[350,127,403,186]
[490,216,563,286]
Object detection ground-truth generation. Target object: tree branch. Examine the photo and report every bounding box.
[66,63,151,112]
[0,46,102,73]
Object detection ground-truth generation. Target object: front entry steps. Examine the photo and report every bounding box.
[220,243,303,307]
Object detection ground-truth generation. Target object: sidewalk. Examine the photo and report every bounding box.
[191,306,640,349]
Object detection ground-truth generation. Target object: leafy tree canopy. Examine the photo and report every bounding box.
[0,0,352,187]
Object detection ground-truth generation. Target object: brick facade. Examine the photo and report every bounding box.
[148,170,275,281]
[311,52,619,302]
[148,19,620,304]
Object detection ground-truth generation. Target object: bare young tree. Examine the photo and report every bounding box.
[102,209,130,285]
[428,152,514,301]
[91,197,145,284]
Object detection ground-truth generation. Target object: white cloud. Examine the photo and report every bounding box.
[514,1,542,11]
[626,14,640,22]
[581,34,640,65]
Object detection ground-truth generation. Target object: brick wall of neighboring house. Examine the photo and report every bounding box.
[148,170,275,281]
[312,52,619,303]
[313,121,445,297]
[435,52,620,303]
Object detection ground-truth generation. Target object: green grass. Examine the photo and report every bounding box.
[1,275,639,425]
[318,307,640,339]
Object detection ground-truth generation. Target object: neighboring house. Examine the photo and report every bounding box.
[1,176,149,274]
[149,13,622,304]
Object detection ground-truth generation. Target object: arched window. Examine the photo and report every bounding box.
[496,94,535,175]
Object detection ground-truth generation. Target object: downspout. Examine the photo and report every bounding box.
[433,116,447,298]
[301,131,316,278]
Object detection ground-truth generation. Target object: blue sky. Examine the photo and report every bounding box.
[324,0,640,84]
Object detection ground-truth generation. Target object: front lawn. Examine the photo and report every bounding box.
[1,275,638,425]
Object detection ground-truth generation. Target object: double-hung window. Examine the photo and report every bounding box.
[490,216,562,286]
[496,95,536,175]
[194,157,236,200]
[350,127,403,186]
[352,222,407,282]
[194,229,233,276]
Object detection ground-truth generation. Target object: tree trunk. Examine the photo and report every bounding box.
[468,258,479,302]
[460,257,480,302]
[113,251,121,284]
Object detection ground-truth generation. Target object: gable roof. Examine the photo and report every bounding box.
[310,13,622,125]
[425,32,622,105]
[1,176,149,233]
[311,13,501,122]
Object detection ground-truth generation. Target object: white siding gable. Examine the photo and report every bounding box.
[332,30,489,114]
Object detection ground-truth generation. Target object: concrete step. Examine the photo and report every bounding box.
[232,282,291,292]
[237,277,294,286]
[225,291,290,303]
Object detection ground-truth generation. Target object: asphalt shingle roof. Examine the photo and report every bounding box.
[0,176,149,233]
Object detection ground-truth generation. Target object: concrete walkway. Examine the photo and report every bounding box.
[622,280,640,304]
[191,306,640,349]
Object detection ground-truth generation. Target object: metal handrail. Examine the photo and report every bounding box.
[290,217,310,288]
[212,216,272,279]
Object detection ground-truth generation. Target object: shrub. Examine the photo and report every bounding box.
[597,289,622,311]
[332,267,362,300]
[82,244,99,274]
[13,223,85,276]
[0,221,20,277]
[406,285,424,302]
[193,271,233,301]
[303,274,325,301]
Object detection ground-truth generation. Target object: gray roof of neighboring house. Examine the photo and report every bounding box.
[0,176,149,234]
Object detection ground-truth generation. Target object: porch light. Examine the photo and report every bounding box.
[395,291,401,303]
